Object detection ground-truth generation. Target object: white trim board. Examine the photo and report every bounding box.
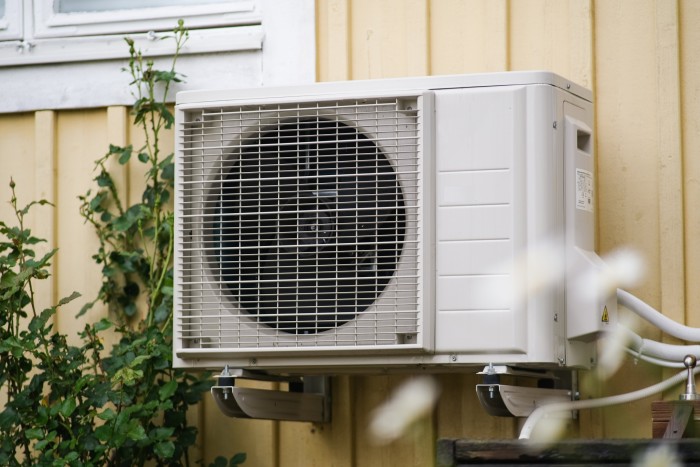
[0,0,315,113]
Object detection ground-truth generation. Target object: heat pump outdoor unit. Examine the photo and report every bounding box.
[174,71,615,373]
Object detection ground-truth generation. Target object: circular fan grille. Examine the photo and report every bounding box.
[210,117,406,334]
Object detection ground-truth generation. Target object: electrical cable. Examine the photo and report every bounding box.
[519,366,697,440]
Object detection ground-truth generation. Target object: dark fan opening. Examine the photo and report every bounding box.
[209,117,406,334]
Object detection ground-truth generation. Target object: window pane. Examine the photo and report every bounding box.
[0,0,5,19]
[56,0,233,13]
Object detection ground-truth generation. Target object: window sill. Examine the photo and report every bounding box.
[0,26,263,67]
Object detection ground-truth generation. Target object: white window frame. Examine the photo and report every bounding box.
[33,0,258,38]
[0,0,316,112]
[0,0,22,41]
[1,0,263,66]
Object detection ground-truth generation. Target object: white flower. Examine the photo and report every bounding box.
[633,444,682,467]
[368,376,440,445]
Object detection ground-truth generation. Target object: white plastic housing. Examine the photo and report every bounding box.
[173,72,606,373]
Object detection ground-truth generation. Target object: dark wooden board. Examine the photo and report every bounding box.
[437,439,700,466]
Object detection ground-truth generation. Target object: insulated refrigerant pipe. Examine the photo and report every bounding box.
[519,290,700,439]
[618,289,700,342]
[624,349,685,368]
[618,325,700,362]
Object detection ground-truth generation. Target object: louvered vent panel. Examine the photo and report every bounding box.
[176,97,422,351]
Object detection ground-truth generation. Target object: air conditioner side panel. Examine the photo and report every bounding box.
[433,86,529,355]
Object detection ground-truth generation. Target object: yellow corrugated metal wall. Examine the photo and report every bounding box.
[1,0,699,465]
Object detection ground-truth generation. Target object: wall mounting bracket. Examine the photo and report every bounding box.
[210,366,331,423]
[475,364,575,418]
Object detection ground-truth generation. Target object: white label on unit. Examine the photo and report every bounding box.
[576,168,593,212]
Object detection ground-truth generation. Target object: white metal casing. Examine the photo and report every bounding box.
[174,71,610,373]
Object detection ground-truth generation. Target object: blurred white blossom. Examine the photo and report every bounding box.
[633,444,682,467]
[527,415,568,445]
[585,247,646,298]
[368,376,440,445]
[596,315,637,379]
[473,236,566,309]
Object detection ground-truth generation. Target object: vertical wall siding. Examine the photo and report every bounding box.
[0,0,698,465]
[315,0,692,454]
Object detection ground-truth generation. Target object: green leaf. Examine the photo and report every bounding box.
[161,161,174,181]
[112,204,148,232]
[118,146,133,165]
[57,290,81,307]
[25,428,44,440]
[96,408,117,421]
[153,301,169,324]
[138,152,149,163]
[59,398,77,418]
[129,354,151,368]
[19,199,52,216]
[76,301,94,318]
[230,453,247,467]
[109,143,125,155]
[96,171,113,188]
[89,191,108,212]
[0,407,17,430]
[95,424,112,442]
[112,367,144,386]
[154,441,175,459]
[126,421,147,441]
[28,308,55,333]
[34,438,50,451]
[159,380,178,401]
[157,105,175,129]
[154,70,177,83]
[93,318,113,332]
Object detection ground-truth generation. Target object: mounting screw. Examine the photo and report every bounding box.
[567,83,571,89]
[553,121,558,129]
[450,355,457,362]
[554,313,558,322]
[558,357,565,366]
[250,358,257,366]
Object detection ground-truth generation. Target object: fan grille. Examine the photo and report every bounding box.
[177,97,422,350]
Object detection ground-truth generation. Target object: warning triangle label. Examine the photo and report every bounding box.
[601,306,609,323]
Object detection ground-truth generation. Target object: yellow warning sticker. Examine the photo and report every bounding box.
[601,306,609,323]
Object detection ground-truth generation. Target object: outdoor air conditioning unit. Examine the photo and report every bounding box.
[173,71,615,374]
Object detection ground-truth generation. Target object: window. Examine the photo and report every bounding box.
[0,0,315,112]
[0,0,21,41]
[2,0,260,64]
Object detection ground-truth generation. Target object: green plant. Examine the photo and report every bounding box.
[0,21,245,467]
[0,180,107,465]
[77,20,245,467]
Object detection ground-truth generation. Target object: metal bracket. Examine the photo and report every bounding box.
[210,366,331,423]
[475,364,575,418]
